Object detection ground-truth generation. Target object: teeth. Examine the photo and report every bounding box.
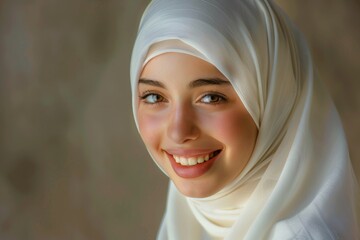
[180,157,188,166]
[188,157,197,166]
[173,152,217,166]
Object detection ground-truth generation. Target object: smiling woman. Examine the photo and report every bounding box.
[137,52,258,197]
[130,0,359,239]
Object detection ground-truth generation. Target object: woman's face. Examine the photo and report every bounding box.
[137,52,258,198]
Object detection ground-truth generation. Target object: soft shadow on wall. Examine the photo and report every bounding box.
[0,0,358,239]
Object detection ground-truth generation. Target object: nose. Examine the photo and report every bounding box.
[167,103,200,144]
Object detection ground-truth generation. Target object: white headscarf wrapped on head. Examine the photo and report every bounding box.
[130,0,360,239]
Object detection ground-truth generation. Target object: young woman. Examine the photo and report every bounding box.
[130,0,360,239]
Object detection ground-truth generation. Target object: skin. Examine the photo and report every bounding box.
[137,52,258,198]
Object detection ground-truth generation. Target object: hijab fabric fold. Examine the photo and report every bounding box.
[130,0,360,239]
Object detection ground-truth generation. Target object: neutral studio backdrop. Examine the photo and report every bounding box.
[0,0,359,239]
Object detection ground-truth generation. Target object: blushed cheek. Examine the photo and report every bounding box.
[137,112,168,170]
[137,113,162,147]
[204,110,257,151]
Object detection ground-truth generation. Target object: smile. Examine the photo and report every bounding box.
[165,149,222,178]
[172,150,221,166]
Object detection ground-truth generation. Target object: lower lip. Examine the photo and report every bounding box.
[166,152,220,179]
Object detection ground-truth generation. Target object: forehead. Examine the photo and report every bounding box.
[140,52,227,81]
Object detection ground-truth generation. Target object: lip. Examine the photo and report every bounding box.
[164,149,222,179]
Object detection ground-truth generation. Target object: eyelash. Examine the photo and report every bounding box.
[199,92,227,104]
[139,91,166,105]
[138,91,228,105]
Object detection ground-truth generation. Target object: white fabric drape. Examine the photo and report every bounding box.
[130,0,360,239]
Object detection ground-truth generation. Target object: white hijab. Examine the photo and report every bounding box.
[130,0,360,239]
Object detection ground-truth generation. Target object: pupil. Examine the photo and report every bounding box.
[209,96,217,102]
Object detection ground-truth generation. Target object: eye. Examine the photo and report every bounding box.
[140,92,165,104]
[200,93,227,104]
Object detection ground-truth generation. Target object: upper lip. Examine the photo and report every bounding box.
[163,148,222,158]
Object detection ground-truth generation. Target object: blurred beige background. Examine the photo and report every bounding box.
[0,0,358,239]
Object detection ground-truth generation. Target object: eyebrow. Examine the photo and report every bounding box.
[138,78,231,89]
[189,78,231,88]
[138,78,166,88]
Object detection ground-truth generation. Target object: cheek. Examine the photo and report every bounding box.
[203,109,257,149]
[137,111,163,147]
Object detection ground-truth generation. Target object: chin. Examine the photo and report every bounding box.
[171,176,223,198]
